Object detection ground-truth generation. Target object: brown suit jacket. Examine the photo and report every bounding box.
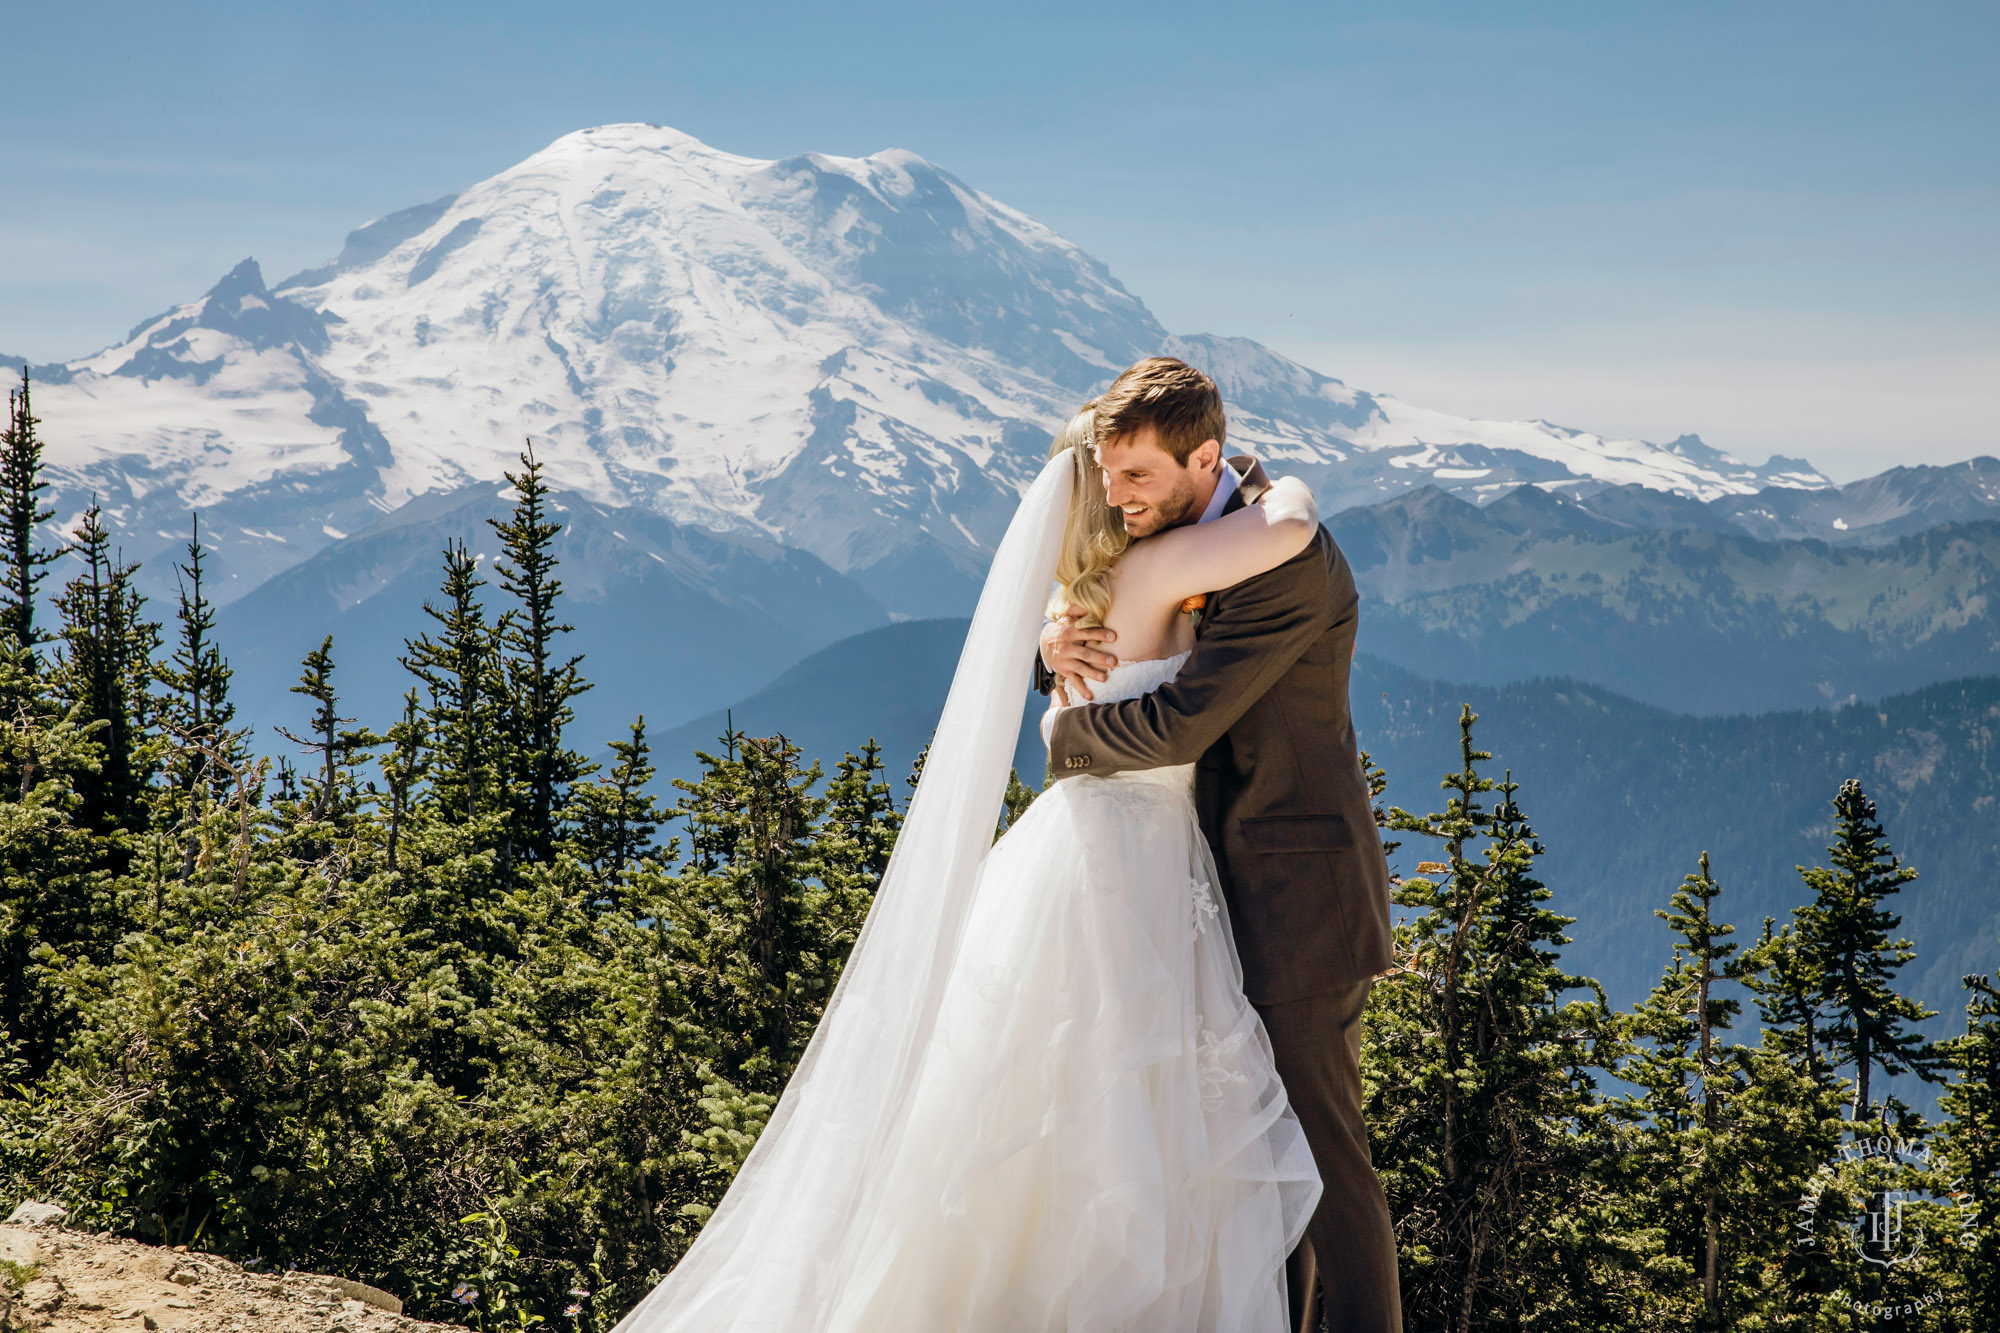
[1044,456,1393,1005]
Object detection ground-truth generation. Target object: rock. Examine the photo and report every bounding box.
[3,1203,66,1229]
[142,1315,159,1331]
[22,1274,65,1313]
[328,1277,403,1315]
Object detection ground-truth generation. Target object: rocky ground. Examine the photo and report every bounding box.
[0,1206,445,1333]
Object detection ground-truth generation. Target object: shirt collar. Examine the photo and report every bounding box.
[1197,460,1241,525]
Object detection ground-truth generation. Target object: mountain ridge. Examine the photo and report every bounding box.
[20,122,1826,616]
[1330,485,2000,712]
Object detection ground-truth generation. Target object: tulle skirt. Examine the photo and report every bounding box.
[816,766,1321,1332]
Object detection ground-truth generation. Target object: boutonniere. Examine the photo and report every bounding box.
[1180,593,1207,624]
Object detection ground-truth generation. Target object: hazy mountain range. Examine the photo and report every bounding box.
[1332,466,2000,712]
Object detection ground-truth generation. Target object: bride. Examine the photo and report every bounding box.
[615,407,1325,1333]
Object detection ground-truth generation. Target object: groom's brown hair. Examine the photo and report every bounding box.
[1094,357,1226,467]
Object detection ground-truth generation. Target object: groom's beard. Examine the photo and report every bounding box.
[1120,469,1202,538]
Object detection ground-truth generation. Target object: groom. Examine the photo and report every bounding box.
[1039,357,1401,1333]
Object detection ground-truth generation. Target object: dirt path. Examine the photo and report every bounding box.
[0,1212,448,1333]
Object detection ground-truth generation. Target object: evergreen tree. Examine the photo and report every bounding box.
[666,730,837,1091]
[565,717,669,901]
[817,739,900,955]
[1754,915,1833,1085]
[379,689,429,873]
[0,647,117,1077]
[1612,854,1846,1330]
[0,369,61,656]
[154,513,244,876]
[1935,962,2000,1331]
[488,444,593,864]
[50,504,160,841]
[1370,708,1621,1332]
[402,539,500,824]
[1793,779,1945,1124]
[273,636,381,825]
[821,739,900,891]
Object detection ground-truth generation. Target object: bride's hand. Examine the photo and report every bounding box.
[1042,605,1118,702]
[1263,474,1319,528]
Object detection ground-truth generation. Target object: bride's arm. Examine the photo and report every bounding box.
[1117,475,1320,607]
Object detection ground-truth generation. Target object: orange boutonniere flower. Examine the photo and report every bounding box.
[1180,593,1207,620]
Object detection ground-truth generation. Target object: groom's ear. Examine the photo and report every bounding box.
[1188,438,1222,473]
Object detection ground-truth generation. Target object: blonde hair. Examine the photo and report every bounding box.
[1046,402,1128,628]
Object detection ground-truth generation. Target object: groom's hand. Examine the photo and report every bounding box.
[1041,604,1117,703]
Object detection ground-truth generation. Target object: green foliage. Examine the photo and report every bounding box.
[0,369,61,654]
[1924,961,2000,1332]
[1368,707,1624,1332]
[487,444,593,866]
[1791,778,1947,1123]
[1607,854,1847,1330]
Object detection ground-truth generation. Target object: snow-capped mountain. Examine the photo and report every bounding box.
[18,123,1827,613]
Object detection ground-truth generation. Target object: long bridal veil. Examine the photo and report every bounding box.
[614,454,1076,1333]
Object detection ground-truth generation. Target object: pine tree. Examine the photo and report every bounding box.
[565,717,669,902]
[273,636,381,825]
[155,513,244,877]
[379,689,429,873]
[822,739,900,890]
[1370,708,1621,1331]
[1935,963,2000,1331]
[0,368,61,656]
[1794,779,1945,1125]
[1668,854,1749,1321]
[50,504,160,841]
[0,647,117,1077]
[488,444,593,864]
[1613,854,1845,1330]
[666,730,837,1091]
[1754,915,1832,1084]
[818,740,900,954]
[402,539,500,824]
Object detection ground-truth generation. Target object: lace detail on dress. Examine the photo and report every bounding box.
[1195,1022,1251,1113]
[1190,877,1219,937]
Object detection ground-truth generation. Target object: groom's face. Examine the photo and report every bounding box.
[1097,426,1221,539]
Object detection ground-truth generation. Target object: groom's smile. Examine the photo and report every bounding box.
[1096,425,1223,539]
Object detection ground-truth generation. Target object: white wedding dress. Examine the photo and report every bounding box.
[614,459,1319,1333]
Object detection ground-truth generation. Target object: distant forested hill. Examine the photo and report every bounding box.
[1352,662,2000,1018]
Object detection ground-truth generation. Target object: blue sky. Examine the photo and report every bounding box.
[3,0,1994,480]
